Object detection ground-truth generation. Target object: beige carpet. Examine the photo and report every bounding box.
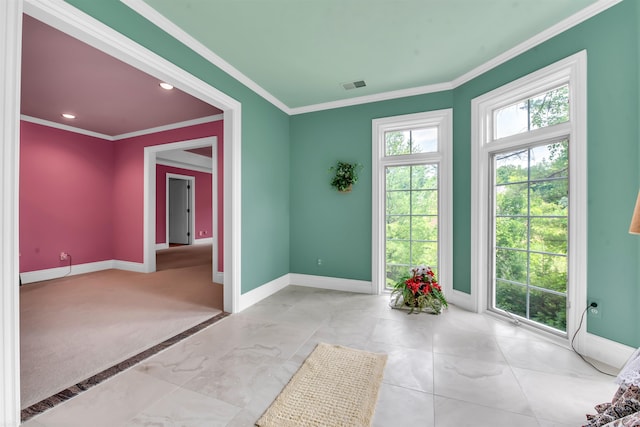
[20,244,222,408]
[256,343,387,427]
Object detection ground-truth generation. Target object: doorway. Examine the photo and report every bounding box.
[2,1,243,422]
[168,176,194,246]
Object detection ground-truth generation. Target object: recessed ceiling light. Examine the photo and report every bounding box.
[61,113,76,119]
[159,82,174,90]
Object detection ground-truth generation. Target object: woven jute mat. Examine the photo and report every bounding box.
[256,343,387,427]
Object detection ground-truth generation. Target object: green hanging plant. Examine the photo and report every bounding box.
[329,161,362,192]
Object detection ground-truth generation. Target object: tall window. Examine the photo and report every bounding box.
[472,52,586,338]
[372,110,452,295]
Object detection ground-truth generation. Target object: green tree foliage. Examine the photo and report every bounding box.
[493,84,570,331]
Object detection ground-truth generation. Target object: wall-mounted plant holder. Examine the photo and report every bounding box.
[330,161,362,193]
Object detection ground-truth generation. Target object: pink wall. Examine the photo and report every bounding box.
[19,121,115,272]
[19,119,224,273]
[112,121,224,265]
[156,164,212,243]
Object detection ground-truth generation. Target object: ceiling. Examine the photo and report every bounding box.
[21,0,616,133]
[20,14,222,138]
[135,0,605,109]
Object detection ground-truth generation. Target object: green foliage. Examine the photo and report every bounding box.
[385,164,439,287]
[329,161,362,192]
[494,139,569,332]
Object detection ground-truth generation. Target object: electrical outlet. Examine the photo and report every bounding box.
[588,300,601,318]
[59,252,68,261]
[317,258,323,266]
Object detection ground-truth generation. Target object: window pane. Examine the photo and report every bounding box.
[494,85,569,140]
[411,241,437,266]
[495,150,528,184]
[386,240,409,265]
[385,128,438,156]
[530,217,567,254]
[529,85,569,130]
[411,164,438,190]
[385,163,439,289]
[495,100,529,139]
[496,183,527,216]
[386,166,410,190]
[495,248,527,284]
[411,216,438,241]
[529,289,566,332]
[385,131,411,156]
[386,190,410,215]
[412,190,438,215]
[530,181,568,216]
[491,140,569,333]
[529,141,568,180]
[495,280,527,318]
[529,252,567,293]
[495,217,527,249]
[386,215,410,240]
[412,127,438,153]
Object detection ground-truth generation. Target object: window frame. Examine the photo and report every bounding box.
[471,51,587,344]
[372,109,453,296]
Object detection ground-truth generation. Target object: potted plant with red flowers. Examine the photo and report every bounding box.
[391,266,448,314]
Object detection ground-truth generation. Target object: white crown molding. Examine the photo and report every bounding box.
[21,114,115,140]
[451,0,623,88]
[20,114,224,142]
[113,114,223,140]
[122,0,621,116]
[120,0,290,114]
[290,81,454,115]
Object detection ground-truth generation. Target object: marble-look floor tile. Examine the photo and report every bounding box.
[434,395,540,427]
[513,366,619,425]
[372,383,434,426]
[180,347,285,408]
[382,347,434,393]
[496,334,616,379]
[433,329,506,363]
[26,370,178,427]
[371,317,434,351]
[434,353,533,416]
[123,387,241,427]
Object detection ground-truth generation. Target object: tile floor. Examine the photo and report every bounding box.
[22,285,620,427]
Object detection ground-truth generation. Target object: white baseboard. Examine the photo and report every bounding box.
[584,332,635,371]
[20,259,147,284]
[214,271,224,284]
[194,237,213,245]
[155,243,169,250]
[112,260,147,273]
[289,273,374,294]
[238,273,290,311]
[20,260,115,284]
[448,289,475,311]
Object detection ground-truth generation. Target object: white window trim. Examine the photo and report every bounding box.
[471,51,587,345]
[372,109,453,297]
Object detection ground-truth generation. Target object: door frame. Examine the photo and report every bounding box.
[167,174,195,246]
[1,0,243,424]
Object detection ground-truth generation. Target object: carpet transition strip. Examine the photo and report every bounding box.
[21,311,230,422]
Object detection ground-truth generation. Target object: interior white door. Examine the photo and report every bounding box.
[168,178,190,244]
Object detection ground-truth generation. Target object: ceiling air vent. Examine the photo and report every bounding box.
[342,80,366,90]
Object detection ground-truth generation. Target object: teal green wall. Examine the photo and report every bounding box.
[290,93,453,280]
[291,1,640,346]
[455,0,640,346]
[64,0,291,294]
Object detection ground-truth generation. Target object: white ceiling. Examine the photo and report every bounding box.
[127,0,614,111]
